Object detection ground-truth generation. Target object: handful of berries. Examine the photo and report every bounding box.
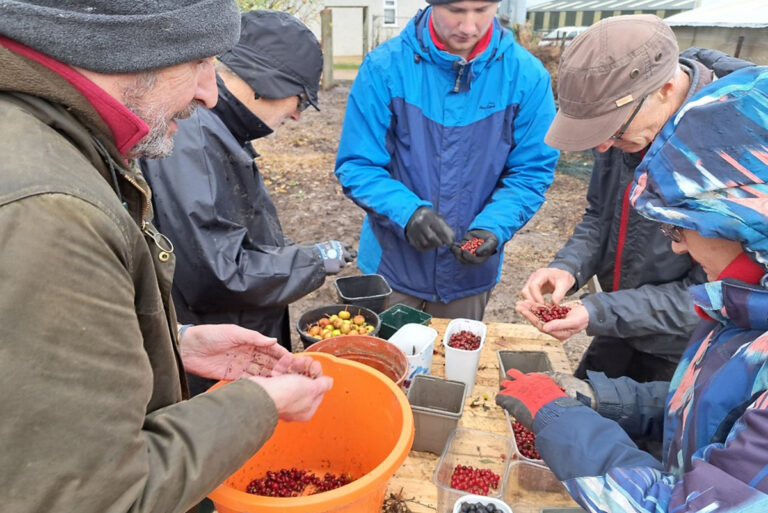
[460,237,485,255]
[450,464,501,496]
[531,304,570,323]
[448,330,482,351]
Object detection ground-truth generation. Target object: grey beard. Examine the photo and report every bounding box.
[127,100,200,159]
[121,71,200,159]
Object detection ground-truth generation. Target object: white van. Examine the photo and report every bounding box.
[538,26,589,47]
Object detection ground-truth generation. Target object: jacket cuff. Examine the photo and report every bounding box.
[586,370,624,420]
[533,397,586,433]
[580,294,605,335]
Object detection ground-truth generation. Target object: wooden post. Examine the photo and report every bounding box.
[362,6,369,57]
[321,8,334,90]
[735,35,745,58]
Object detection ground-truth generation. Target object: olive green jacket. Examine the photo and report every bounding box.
[0,46,277,512]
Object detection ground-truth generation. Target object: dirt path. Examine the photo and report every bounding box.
[256,84,593,369]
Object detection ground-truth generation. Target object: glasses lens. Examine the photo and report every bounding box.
[296,95,310,113]
[660,223,682,242]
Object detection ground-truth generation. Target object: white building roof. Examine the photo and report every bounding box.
[529,0,695,11]
[665,0,768,28]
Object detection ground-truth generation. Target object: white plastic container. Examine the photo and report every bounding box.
[389,323,438,391]
[453,495,513,513]
[443,318,487,397]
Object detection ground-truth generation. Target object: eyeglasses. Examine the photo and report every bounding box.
[660,223,684,243]
[610,96,647,141]
[296,94,311,113]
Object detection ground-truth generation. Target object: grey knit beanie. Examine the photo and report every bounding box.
[0,0,241,73]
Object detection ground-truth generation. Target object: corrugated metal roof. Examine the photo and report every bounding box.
[665,0,768,27]
[529,0,695,11]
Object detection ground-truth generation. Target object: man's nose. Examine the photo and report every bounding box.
[594,140,614,153]
[195,58,218,109]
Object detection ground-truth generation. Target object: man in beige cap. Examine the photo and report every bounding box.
[516,14,753,382]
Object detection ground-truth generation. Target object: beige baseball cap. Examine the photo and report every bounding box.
[545,14,679,151]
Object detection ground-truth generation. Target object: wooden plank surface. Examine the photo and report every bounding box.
[385,319,575,512]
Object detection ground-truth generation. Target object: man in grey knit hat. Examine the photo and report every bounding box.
[0,2,332,512]
[142,11,355,378]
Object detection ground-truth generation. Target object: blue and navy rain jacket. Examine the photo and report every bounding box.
[528,67,768,513]
[334,8,558,303]
[533,279,768,513]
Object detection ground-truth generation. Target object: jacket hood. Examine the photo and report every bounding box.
[631,66,768,266]
[401,8,515,90]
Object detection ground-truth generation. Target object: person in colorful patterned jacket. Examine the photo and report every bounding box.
[497,66,768,513]
[517,15,753,383]
[334,0,559,320]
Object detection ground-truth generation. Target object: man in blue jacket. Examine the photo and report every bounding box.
[335,0,559,319]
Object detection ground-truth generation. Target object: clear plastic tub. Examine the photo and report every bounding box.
[442,318,487,397]
[433,428,512,513]
[503,461,577,513]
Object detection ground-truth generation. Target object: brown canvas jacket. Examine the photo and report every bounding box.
[0,46,277,512]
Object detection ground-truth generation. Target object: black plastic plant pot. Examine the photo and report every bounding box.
[334,274,393,314]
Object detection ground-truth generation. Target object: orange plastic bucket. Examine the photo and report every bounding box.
[305,334,409,387]
[208,352,414,513]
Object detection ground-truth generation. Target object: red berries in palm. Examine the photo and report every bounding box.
[532,304,570,323]
[461,237,484,255]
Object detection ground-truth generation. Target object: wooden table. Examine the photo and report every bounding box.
[385,318,576,512]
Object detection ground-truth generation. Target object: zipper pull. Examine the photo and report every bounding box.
[142,222,174,263]
[453,62,466,93]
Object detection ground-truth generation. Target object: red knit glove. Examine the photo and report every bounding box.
[495,369,567,430]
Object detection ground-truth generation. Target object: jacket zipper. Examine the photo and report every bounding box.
[122,173,174,261]
[453,62,466,93]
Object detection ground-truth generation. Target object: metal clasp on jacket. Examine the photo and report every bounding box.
[142,222,174,263]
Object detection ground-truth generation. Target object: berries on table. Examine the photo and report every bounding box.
[448,330,482,351]
[450,464,501,496]
[531,304,570,323]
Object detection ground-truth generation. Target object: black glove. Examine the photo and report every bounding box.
[451,229,498,264]
[315,241,356,274]
[405,207,455,251]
